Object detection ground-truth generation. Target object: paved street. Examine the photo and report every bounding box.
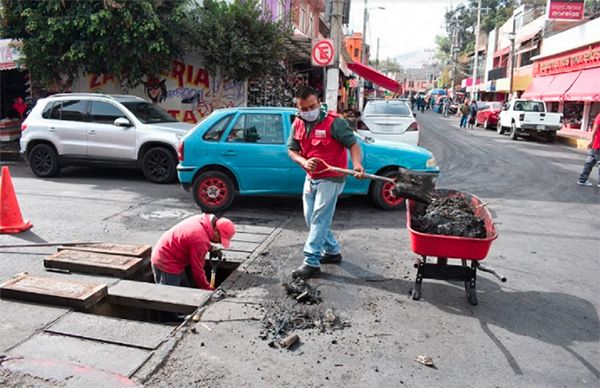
[0,111,598,387]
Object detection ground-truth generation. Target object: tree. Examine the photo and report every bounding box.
[187,0,293,108]
[0,0,189,92]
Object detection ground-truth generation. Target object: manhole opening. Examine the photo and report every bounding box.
[79,262,240,325]
[134,261,240,289]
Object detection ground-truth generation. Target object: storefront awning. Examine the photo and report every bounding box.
[347,62,401,93]
[563,68,600,102]
[521,72,580,101]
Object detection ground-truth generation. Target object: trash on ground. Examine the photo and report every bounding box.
[411,195,485,238]
[415,355,435,367]
[282,278,322,305]
[278,333,299,349]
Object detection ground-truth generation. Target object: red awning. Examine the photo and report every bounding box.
[522,72,580,102]
[563,68,600,102]
[521,75,554,100]
[347,62,401,93]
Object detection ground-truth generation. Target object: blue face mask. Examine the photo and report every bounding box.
[300,107,320,122]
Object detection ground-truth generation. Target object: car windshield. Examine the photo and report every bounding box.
[489,102,503,110]
[121,101,178,124]
[513,101,545,112]
[364,102,411,116]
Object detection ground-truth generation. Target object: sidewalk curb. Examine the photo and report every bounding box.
[556,134,589,150]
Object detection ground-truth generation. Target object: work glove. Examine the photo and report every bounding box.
[209,249,223,261]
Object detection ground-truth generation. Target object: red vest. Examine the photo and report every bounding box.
[293,112,348,179]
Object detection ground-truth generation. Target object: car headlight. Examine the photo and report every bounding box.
[426,157,437,168]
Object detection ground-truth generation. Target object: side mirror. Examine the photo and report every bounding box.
[114,117,132,127]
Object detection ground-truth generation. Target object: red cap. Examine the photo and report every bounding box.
[216,218,236,249]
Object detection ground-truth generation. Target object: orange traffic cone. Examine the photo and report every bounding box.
[0,166,33,234]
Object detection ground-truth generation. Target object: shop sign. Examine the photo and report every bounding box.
[533,43,600,76]
[546,0,585,21]
[0,39,22,70]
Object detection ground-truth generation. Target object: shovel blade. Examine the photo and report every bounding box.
[392,168,437,204]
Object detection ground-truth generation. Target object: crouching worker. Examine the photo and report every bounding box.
[151,214,236,290]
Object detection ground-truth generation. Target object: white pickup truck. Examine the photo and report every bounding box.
[498,99,563,142]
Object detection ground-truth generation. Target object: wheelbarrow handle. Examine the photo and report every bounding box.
[476,262,507,283]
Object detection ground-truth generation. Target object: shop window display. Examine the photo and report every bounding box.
[563,102,584,129]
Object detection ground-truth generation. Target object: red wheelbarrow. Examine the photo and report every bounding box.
[406,189,506,305]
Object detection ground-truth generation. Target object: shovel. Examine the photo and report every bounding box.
[311,159,437,204]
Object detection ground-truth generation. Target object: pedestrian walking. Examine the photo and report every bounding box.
[151,214,236,290]
[468,100,478,129]
[459,100,470,128]
[443,97,452,118]
[577,112,600,187]
[287,86,365,279]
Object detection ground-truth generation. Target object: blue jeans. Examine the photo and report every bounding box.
[152,263,191,287]
[302,177,345,268]
[579,148,600,182]
[460,114,468,128]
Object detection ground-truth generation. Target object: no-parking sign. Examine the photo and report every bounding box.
[311,39,335,67]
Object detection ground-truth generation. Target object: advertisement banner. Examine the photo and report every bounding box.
[71,55,247,124]
[533,43,600,76]
[546,0,585,21]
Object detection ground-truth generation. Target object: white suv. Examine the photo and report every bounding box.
[20,93,193,183]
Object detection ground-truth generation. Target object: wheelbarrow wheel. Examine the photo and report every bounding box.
[465,283,478,305]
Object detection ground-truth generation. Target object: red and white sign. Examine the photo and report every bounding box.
[546,0,585,21]
[311,39,334,67]
[0,39,21,70]
[533,43,600,76]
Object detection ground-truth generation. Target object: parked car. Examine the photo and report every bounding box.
[20,93,193,183]
[177,107,439,212]
[475,101,504,129]
[357,100,419,146]
[498,99,563,142]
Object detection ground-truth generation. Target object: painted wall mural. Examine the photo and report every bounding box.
[72,55,247,124]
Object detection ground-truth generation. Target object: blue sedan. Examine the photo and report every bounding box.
[177,107,439,211]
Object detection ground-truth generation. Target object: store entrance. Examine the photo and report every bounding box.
[0,69,28,119]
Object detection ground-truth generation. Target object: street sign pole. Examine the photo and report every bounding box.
[325,0,343,112]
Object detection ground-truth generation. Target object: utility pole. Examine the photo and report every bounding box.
[376,37,380,70]
[471,0,482,101]
[325,0,343,112]
[358,0,368,112]
[508,12,517,101]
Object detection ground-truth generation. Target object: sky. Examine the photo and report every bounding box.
[348,0,460,63]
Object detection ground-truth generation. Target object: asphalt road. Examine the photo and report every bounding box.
[0,111,598,387]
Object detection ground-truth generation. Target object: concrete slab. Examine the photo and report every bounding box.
[9,333,151,377]
[44,250,144,278]
[232,233,267,243]
[46,312,173,350]
[107,280,211,314]
[59,243,151,258]
[2,357,141,387]
[222,250,251,261]
[227,241,261,253]
[0,299,69,352]
[0,273,107,310]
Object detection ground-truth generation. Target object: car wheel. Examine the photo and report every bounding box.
[192,171,235,212]
[371,170,406,211]
[29,143,60,178]
[497,122,505,135]
[546,131,556,143]
[484,118,490,130]
[510,122,519,140]
[142,147,177,183]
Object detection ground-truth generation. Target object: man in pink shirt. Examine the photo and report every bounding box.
[151,214,236,290]
[577,113,600,187]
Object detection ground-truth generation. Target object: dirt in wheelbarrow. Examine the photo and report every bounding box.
[412,195,486,238]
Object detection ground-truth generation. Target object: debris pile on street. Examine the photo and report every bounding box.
[411,195,486,238]
[259,303,349,342]
[282,278,322,305]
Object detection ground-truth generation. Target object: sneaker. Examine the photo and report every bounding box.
[291,264,321,279]
[577,180,593,187]
[320,253,342,264]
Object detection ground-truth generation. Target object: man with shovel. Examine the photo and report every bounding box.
[287,86,365,279]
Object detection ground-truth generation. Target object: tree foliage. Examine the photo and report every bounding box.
[188,0,292,83]
[0,0,189,91]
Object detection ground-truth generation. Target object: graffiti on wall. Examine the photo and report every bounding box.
[75,57,247,123]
